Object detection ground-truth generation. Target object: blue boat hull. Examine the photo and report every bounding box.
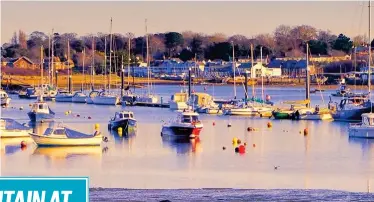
[108,119,137,133]
[27,112,55,122]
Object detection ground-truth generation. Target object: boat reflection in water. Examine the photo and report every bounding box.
[162,135,201,154]
[108,128,136,150]
[33,146,102,161]
[1,137,32,155]
[348,137,374,154]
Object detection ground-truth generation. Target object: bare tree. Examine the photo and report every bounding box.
[19,30,27,49]
[255,33,276,53]
[274,25,293,54]
[352,35,367,47]
[11,31,18,45]
[208,33,227,44]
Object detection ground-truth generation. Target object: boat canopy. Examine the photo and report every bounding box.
[43,127,94,138]
[115,111,134,119]
[0,118,30,130]
[282,99,310,105]
[180,113,200,124]
[171,93,188,102]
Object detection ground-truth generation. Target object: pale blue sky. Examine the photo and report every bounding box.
[1,1,371,43]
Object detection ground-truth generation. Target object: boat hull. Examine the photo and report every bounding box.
[108,119,137,132]
[349,126,374,138]
[86,97,94,104]
[295,113,333,120]
[0,130,32,138]
[332,107,372,121]
[272,111,293,119]
[161,126,202,139]
[169,101,188,110]
[72,96,87,103]
[1,98,11,106]
[30,133,103,146]
[55,96,73,102]
[27,112,55,122]
[93,96,120,105]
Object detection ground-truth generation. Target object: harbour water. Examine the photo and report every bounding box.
[2,85,374,198]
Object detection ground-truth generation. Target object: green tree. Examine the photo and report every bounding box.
[206,42,232,61]
[332,34,353,54]
[164,32,184,57]
[179,48,194,62]
[70,40,85,52]
[191,37,204,59]
[307,40,328,55]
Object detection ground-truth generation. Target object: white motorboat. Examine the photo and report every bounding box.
[349,113,374,138]
[29,122,103,146]
[92,91,120,105]
[0,90,11,106]
[27,99,55,122]
[169,92,189,110]
[55,91,74,102]
[136,94,158,104]
[72,92,87,103]
[86,90,100,104]
[161,111,203,139]
[198,102,223,114]
[0,118,32,138]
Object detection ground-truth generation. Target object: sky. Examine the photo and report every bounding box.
[0,1,372,43]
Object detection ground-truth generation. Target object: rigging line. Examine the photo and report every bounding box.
[308,45,325,105]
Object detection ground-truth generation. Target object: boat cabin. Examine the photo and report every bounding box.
[179,112,200,124]
[171,93,188,102]
[113,111,135,120]
[361,113,374,127]
[89,91,100,97]
[31,102,50,114]
[338,97,369,109]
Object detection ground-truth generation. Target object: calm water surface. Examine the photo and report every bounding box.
[1,85,374,194]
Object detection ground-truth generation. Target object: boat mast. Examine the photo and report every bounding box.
[128,35,131,86]
[251,43,255,98]
[369,0,372,112]
[260,46,264,102]
[145,19,150,96]
[91,36,95,91]
[306,43,311,108]
[51,29,54,87]
[67,38,70,93]
[82,47,85,92]
[104,37,107,91]
[40,45,44,101]
[232,41,236,99]
[109,17,113,93]
[48,33,51,86]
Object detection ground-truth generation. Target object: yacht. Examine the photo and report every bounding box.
[161,111,203,139]
[55,90,74,102]
[92,91,120,105]
[86,90,100,104]
[331,96,372,121]
[72,91,87,103]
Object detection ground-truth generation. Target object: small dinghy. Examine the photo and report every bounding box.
[0,118,32,138]
[161,110,203,139]
[29,122,103,146]
[108,111,137,134]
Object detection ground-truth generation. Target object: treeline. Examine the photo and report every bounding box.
[2,24,374,68]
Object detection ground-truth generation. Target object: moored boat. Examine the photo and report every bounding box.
[0,90,11,106]
[27,99,55,122]
[86,90,100,104]
[108,111,137,134]
[161,111,203,139]
[0,118,32,138]
[55,90,74,102]
[349,113,374,138]
[92,91,120,105]
[29,122,103,146]
[169,92,189,110]
[72,91,87,103]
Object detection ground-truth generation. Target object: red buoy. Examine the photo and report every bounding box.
[213,122,215,126]
[238,145,246,154]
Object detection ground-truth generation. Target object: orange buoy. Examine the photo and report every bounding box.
[20,141,27,148]
[253,144,256,147]
[213,122,215,126]
[238,145,246,153]
[244,142,247,146]
[267,122,272,128]
[304,128,308,136]
[237,139,242,144]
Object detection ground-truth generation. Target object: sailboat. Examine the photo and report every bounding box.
[224,44,273,116]
[349,0,374,138]
[72,48,88,103]
[86,37,100,104]
[291,43,333,121]
[333,4,373,121]
[55,39,74,102]
[122,35,138,106]
[92,18,120,105]
[136,19,159,104]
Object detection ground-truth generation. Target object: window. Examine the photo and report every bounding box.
[119,114,123,119]
[53,129,65,135]
[182,116,191,123]
[123,114,130,118]
[192,116,199,122]
[39,104,43,109]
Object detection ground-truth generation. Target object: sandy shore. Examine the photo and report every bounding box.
[1,74,370,90]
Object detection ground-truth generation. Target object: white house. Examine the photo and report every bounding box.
[249,63,282,78]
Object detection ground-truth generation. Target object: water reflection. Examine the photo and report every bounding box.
[108,129,136,150]
[162,137,201,154]
[33,146,102,161]
[348,137,374,154]
[1,137,32,155]
[30,121,52,135]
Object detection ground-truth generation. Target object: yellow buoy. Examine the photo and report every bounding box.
[65,111,69,115]
[232,137,238,144]
[267,122,272,128]
[118,127,123,137]
[95,123,100,130]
